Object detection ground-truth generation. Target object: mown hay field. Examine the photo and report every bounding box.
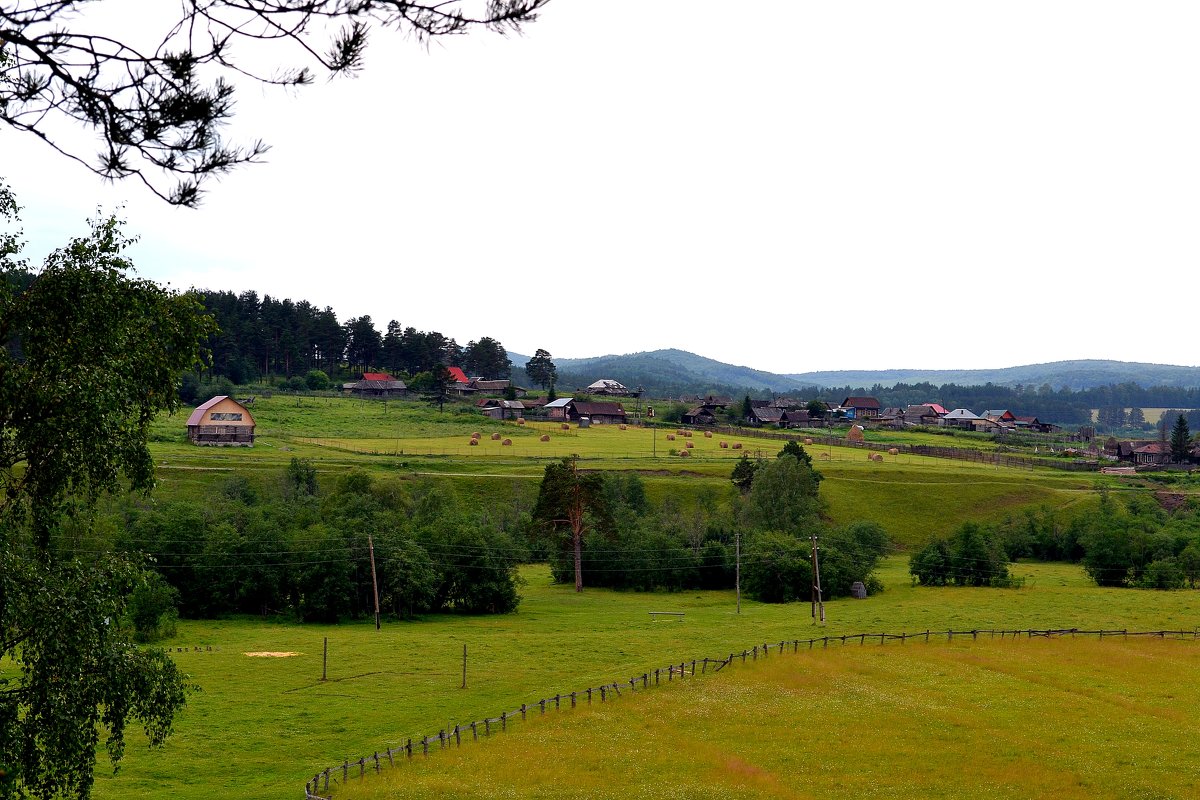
[350,636,1200,800]
[87,559,1200,800]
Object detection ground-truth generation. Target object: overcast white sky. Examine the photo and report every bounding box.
[3,1,1198,373]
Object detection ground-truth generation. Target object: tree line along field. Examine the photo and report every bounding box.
[84,559,1200,800]
[146,394,1114,547]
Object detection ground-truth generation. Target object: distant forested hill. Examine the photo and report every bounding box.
[786,360,1200,392]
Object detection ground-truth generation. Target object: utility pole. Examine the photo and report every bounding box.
[735,531,741,615]
[368,534,381,630]
[810,532,826,624]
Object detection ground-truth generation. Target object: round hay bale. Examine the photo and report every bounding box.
[468,439,479,446]
[666,434,676,441]
[502,438,513,446]
[872,453,883,462]
[619,424,627,430]
[491,432,501,441]
[719,441,729,448]
[685,441,694,448]
[704,431,712,438]
[888,448,899,456]
[471,432,481,439]
[804,438,813,445]
[732,442,742,450]
[867,453,875,461]
[677,429,685,435]
[517,418,525,425]
[540,434,551,442]
[561,423,570,430]
[684,431,692,438]
[678,449,690,457]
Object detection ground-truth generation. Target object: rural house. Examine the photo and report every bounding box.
[748,406,784,427]
[543,398,573,419]
[840,396,881,419]
[781,408,812,428]
[682,405,721,426]
[187,396,256,446]
[567,400,627,425]
[478,399,525,420]
[343,372,408,398]
[903,404,942,426]
[586,379,638,397]
[468,378,527,397]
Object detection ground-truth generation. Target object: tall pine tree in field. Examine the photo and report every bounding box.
[1170,413,1191,464]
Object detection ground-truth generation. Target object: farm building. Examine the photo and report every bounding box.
[841,396,881,419]
[478,399,525,420]
[682,406,721,426]
[747,406,784,427]
[468,379,526,397]
[780,408,812,428]
[186,396,256,446]
[585,379,638,397]
[903,404,943,426]
[543,398,574,419]
[567,400,627,425]
[343,372,408,398]
[942,408,981,429]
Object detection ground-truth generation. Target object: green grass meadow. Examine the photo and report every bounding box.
[70,394,1197,799]
[87,559,1200,800]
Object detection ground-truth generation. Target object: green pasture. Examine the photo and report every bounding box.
[87,558,1200,800]
[355,636,1200,800]
[145,394,1124,547]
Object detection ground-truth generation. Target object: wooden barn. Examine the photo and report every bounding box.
[187,396,256,446]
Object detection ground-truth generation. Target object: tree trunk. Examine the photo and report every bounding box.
[573,526,583,592]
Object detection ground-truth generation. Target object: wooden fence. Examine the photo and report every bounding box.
[301,626,1197,799]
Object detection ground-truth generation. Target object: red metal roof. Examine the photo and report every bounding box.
[447,366,469,383]
[362,372,393,381]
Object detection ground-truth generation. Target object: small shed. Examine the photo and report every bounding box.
[850,581,868,599]
[187,396,256,446]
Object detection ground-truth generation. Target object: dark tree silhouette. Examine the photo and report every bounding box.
[0,1,550,206]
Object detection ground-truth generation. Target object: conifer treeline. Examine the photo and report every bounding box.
[196,290,511,382]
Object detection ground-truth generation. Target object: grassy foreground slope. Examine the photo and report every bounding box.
[354,637,1200,800]
[88,560,1200,800]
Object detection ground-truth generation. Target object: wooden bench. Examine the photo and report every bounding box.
[648,612,685,621]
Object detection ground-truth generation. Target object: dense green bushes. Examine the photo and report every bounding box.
[113,461,524,622]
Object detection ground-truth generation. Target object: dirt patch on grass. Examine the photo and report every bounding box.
[244,651,301,658]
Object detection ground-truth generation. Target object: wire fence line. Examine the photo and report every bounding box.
[300,626,1198,799]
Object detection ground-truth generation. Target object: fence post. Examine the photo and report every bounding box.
[373,752,380,773]
[601,686,607,701]
[455,725,461,746]
[501,711,507,731]
[540,699,546,714]
[471,722,477,741]
[571,691,577,708]
[406,738,412,758]
[520,703,526,720]
[342,761,348,783]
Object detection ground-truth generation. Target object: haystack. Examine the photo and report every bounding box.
[846,426,865,443]
[732,443,742,450]
[719,441,729,448]
[491,432,502,441]
[685,441,694,448]
[502,438,513,446]
[804,438,813,445]
[666,434,676,441]
[468,439,479,446]
[704,431,712,438]
[540,434,551,442]
[888,448,899,456]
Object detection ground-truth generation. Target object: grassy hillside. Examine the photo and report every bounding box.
[84,559,1200,800]
[148,395,1112,547]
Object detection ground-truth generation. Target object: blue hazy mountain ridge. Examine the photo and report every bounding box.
[508,351,1200,394]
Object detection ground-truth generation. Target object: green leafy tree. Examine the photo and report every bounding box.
[524,348,557,390]
[304,368,330,391]
[461,336,510,379]
[1170,412,1191,464]
[0,184,211,799]
[742,455,824,535]
[532,457,612,592]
